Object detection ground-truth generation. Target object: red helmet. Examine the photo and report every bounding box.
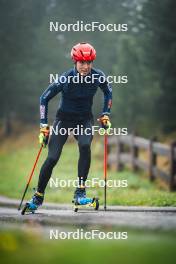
[71,42,96,62]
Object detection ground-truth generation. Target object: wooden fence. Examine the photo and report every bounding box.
[107,134,176,191]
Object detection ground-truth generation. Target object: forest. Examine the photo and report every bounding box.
[1,0,176,136]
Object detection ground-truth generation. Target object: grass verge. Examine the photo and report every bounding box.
[0,228,176,264]
[0,131,176,206]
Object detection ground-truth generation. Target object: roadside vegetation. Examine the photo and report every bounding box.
[0,130,176,206]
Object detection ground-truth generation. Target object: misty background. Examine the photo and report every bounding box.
[1,0,176,137]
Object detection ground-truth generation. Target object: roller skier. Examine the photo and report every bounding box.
[22,42,112,213]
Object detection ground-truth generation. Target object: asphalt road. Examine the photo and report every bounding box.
[0,203,176,231]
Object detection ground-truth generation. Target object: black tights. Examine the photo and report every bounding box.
[37,119,93,193]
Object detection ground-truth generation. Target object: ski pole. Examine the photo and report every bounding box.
[97,117,109,211]
[104,133,108,211]
[18,145,43,210]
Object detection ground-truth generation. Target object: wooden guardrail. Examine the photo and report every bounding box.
[107,135,176,191]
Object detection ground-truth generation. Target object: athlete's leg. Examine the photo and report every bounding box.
[37,120,68,193]
[75,120,93,186]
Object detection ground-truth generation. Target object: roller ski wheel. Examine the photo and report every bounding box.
[92,197,99,210]
[21,203,28,215]
[21,202,37,215]
[21,192,43,215]
[72,197,99,212]
[74,207,78,213]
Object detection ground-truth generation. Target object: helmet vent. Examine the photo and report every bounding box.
[80,50,84,57]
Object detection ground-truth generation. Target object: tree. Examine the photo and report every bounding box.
[0,0,47,133]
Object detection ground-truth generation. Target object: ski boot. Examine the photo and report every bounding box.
[21,191,44,215]
[72,187,99,212]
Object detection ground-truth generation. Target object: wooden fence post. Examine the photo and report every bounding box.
[169,141,176,191]
[131,133,139,172]
[148,136,157,181]
[117,136,124,171]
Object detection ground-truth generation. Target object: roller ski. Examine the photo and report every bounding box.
[21,192,44,215]
[72,187,99,212]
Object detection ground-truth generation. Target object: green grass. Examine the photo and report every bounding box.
[0,228,176,264]
[0,132,176,206]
